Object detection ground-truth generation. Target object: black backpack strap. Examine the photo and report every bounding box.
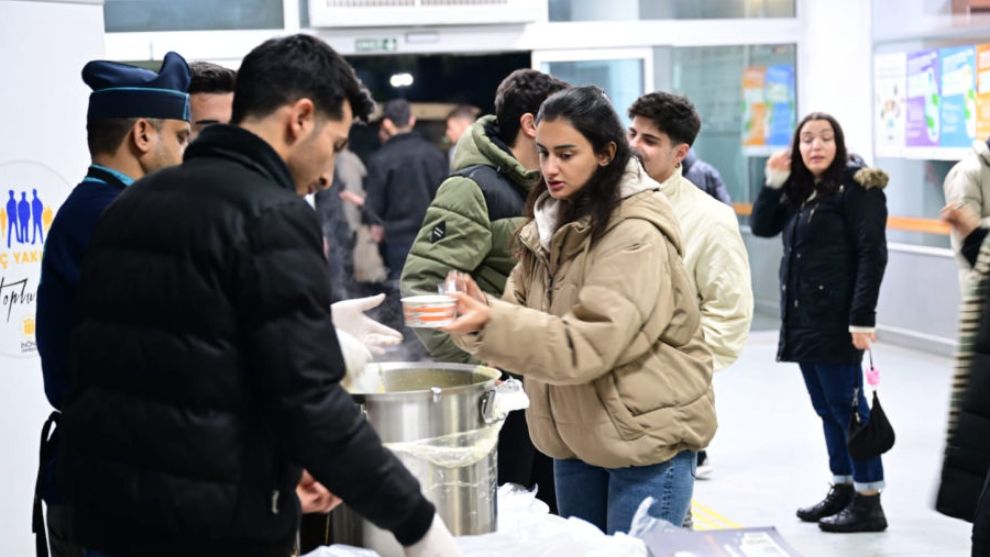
[450,164,526,222]
[33,411,60,557]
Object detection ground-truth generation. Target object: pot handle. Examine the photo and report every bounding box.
[480,377,530,424]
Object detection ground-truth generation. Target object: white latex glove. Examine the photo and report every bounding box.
[331,294,403,356]
[336,328,372,391]
[402,514,463,557]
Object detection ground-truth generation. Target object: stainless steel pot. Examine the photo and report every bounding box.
[331,362,505,556]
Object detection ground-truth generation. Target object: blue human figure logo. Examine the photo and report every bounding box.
[18,192,30,245]
[32,189,44,244]
[5,190,17,248]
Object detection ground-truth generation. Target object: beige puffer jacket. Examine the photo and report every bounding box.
[455,160,716,468]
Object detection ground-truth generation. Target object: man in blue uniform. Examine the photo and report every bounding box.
[33,51,191,557]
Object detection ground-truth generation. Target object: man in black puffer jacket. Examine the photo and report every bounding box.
[57,35,458,557]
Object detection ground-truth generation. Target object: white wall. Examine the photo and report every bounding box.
[0,1,104,554]
[797,0,874,162]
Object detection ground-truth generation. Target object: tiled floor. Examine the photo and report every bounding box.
[691,316,973,556]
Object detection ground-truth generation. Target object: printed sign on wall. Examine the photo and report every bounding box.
[939,46,977,148]
[874,44,987,159]
[742,64,796,154]
[742,66,768,148]
[906,49,941,148]
[874,52,907,154]
[977,44,990,142]
[0,161,70,357]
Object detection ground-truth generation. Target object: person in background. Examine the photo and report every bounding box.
[56,35,460,557]
[34,52,192,557]
[363,98,448,280]
[445,104,480,168]
[681,148,732,205]
[937,202,990,557]
[187,61,236,141]
[750,112,889,533]
[443,86,715,534]
[627,92,753,487]
[336,147,388,285]
[401,69,569,511]
[943,136,990,288]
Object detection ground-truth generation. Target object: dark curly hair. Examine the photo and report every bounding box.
[522,85,632,245]
[783,112,848,204]
[627,91,701,146]
[232,34,375,125]
[494,69,570,147]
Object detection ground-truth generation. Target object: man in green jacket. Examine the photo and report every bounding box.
[400,69,567,509]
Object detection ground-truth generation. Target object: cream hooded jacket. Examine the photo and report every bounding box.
[661,168,753,370]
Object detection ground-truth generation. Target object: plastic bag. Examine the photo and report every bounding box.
[382,378,530,469]
[301,545,381,557]
[384,423,502,468]
[456,484,648,557]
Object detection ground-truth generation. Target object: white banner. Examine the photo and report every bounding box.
[0,1,104,554]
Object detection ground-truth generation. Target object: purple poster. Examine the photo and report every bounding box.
[906,49,941,147]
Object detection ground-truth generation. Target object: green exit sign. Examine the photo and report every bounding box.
[355,38,398,53]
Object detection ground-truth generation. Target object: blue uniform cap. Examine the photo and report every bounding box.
[83,51,191,122]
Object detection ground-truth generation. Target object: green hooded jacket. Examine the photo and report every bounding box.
[400,115,539,362]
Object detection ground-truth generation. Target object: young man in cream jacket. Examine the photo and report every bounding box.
[628,92,755,484]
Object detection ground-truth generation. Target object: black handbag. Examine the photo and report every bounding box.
[847,350,895,460]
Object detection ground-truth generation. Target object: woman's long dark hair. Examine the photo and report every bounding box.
[783,112,848,204]
[522,85,632,244]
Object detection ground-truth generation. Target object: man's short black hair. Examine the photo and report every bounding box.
[86,117,161,157]
[627,92,701,146]
[232,34,374,125]
[446,104,480,122]
[382,98,412,128]
[494,69,569,147]
[188,62,236,95]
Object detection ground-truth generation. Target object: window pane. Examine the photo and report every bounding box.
[549,0,794,21]
[669,44,797,206]
[542,59,643,127]
[104,0,284,32]
[877,158,952,248]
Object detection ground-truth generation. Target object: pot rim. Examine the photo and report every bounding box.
[349,361,500,403]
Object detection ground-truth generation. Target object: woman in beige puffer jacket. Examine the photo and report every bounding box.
[445,86,716,534]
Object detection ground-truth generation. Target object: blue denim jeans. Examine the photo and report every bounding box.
[799,362,885,491]
[553,450,696,534]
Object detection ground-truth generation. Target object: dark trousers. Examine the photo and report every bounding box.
[382,242,411,282]
[47,505,84,557]
[799,362,884,489]
[974,471,990,557]
[498,409,557,513]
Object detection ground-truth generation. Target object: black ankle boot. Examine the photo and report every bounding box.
[796,483,854,522]
[819,492,888,533]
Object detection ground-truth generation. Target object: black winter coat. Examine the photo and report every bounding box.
[936,227,990,522]
[750,164,888,364]
[57,125,434,557]
[364,131,448,248]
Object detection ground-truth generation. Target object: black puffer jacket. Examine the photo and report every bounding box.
[57,125,434,557]
[364,131,448,247]
[936,227,990,522]
[750,163,888,364]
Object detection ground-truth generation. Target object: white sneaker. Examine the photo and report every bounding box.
[696,452,714,480]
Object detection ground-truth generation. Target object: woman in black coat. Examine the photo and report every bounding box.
[751,112,889,533]
[938,203,990,557]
